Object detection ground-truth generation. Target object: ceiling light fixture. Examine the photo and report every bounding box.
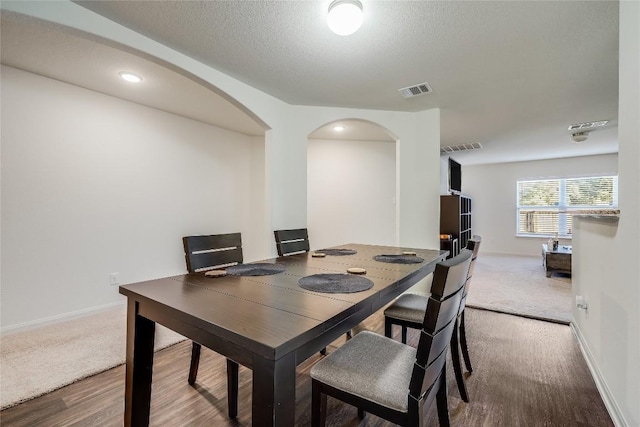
[333,125,345,131]
[327,0,363,36]
[119,72,143,83]
[571,131,589,143]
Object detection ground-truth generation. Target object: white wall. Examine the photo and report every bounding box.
[439,156,449,195]
[397,109,442,248]
[275,106,442,251]
[0,66,266,329]
[0,2,442,254]
[308,138,396,249]
[572,2,640,425]
[462,154,618,255]
[0,2,442,330]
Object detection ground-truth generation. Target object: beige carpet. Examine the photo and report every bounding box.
[466,252,572,324]
[0,304,186,410]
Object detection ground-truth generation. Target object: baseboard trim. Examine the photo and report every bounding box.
[482,250,542,257]
[466,304,570,325]
[571,321,627,426]
[1,301,126,336]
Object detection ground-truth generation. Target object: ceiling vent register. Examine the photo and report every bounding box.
[399,82,432,98]
[440,142,483,154]
[568,120,608,131]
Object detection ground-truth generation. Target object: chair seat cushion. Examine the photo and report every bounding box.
[383,294,429,324]
[310,331,415,412]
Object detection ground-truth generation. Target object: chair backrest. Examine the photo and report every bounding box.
[183,233,243,273]
[458,236,482,315]
[465,235,482,283]
[274,228,310,256]
[407,249,472,406]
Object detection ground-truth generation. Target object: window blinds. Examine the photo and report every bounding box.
[516,176,617,236]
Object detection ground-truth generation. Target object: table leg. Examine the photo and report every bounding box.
[124,300,156,427]
[252,352,296,426]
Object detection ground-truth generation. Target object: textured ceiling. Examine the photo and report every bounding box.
[2,1,620,164]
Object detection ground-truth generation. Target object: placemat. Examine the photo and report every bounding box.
[373,254,425,264]
[315,248,357,256]
[226,263,286,276]
[298,273,373,293]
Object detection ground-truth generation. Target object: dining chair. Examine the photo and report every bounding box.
[455,236,481,377]
[274,228,310,256]
[273,227,350,354]
[182,232,243,418]
[383,237,481,403]
[310,250,472,427]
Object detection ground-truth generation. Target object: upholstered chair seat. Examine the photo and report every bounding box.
[384,294,429,325]
[311,331,416,412]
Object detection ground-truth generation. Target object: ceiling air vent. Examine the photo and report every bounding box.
[440,142,483,154]
[399,82,432,99]
[568,120,608,131]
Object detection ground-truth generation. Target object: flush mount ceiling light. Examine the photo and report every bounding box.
[119,72,143,83]
[571,131,589,143]
[333,125,345,131]
[327,0,363,36]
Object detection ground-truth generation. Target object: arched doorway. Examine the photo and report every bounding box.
[307,119,398,249]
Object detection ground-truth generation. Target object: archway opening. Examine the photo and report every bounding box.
[307,119,398,249]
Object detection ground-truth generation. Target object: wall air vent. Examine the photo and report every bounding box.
[568,120,608,131]
[399,82,432,98]
[440,142,483,154]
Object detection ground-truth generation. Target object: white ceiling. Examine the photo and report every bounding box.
[0,12,266,136]
[1,1,620,165]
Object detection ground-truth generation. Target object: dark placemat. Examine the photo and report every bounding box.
[298,273,373,293]
[373,254,425,264]
[226,263,286,276]
[315,248,357,256]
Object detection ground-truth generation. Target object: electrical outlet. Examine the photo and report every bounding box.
[109,272,120,287]
[576,295,588,310]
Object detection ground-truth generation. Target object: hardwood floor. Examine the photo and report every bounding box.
[0,308,613,426]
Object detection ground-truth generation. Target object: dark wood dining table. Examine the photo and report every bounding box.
[120,243,447,426]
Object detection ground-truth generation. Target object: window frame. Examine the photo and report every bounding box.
[516,175,618,238]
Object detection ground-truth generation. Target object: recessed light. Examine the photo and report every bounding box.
[333,126,345,132]
[119,72,143,83]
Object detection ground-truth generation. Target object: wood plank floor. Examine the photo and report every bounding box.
[0,308,613,426]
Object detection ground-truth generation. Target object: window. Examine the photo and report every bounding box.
[517,175,618,237]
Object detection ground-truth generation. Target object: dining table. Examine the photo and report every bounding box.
[120,243,447,426]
